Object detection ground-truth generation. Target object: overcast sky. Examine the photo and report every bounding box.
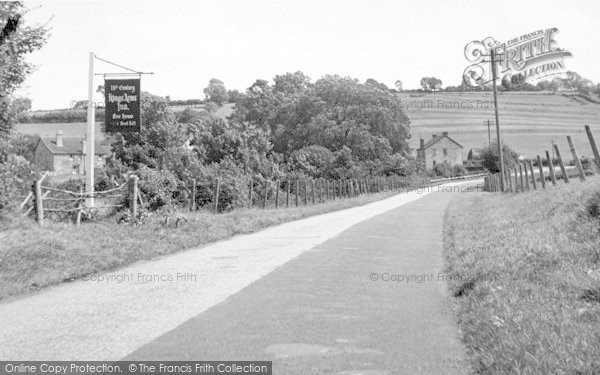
[16,0,600,110]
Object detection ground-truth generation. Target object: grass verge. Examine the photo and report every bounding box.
[0,190,401,301]
[443,176,600,374]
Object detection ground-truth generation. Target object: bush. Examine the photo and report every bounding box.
[190,160,252,211]
[0,155,38,220]
[586,191,600,219]
[453,164,467,176]
[431,161,454,178]
[136,166,180,210]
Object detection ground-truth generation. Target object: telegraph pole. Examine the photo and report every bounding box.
[484,119,492,146]
[490,48,505,191]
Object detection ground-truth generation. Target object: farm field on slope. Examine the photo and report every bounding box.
[400,91,600,158]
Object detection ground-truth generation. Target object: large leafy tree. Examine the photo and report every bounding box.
[203,78,228,105]
[0,2,47,142]
[420,77,443,92]
[230,72,411,171]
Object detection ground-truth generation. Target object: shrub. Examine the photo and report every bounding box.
[0,155,38,221]
[431,161,454,178]
[586,191,600,219]
[453,164,467,176]
[136,166,180,210]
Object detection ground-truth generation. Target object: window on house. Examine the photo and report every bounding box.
[432,149,436,157]
[443,148,448,156]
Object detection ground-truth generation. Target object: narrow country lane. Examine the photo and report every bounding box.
[123,184,472,374]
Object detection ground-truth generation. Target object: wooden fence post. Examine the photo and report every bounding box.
[506,169,513,192]
[519,165,524,192]
[263,180,268,208]
[522,162,530,191]
[585,125,600,171]
[214,178,220,213]
[319,179,323,202]
[513,168,519,193]
[248,178,253,206]
[303,180,308,205]
[567,135,586,182]
[286,180,290,207]
[553,144,569,184]
[331,180,336,200]
[33,178,44,225]
[75,185,84,226]
[295,179,299,207]
[325,180,330,200]
[191,178,197,211]
[537,155,546,189]
[275,180,280,208]
[528,160,537,190]
[311,179,315,204]
[129,175,138,224]
[546,150,557,186]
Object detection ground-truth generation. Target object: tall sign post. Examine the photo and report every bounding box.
[84,54,151,208]
[85,51,95,207]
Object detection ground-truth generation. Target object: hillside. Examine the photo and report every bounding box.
[15,93,600,160]
[400,91,600,158]
[14,103,236,142]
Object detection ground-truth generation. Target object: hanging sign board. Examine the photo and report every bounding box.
[104,78,141,132]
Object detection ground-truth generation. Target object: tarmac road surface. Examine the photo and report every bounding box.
[1,180,477,374]
[124,183,472,374]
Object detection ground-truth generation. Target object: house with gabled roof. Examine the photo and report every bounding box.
[34,130,109,176]
[416,131,463,169]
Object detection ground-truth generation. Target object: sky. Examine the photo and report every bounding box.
[14,0,600,110]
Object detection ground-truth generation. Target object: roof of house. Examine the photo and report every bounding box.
[37,137,109,155]
[419,133,463,150]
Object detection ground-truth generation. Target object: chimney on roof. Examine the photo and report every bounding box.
[442,131,448,137]
[431,133,437,139]
[419,138,425,149]
[56,130,63,147]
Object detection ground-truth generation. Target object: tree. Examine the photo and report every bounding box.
[227,89,243,103]
[229,72,411,173]
[0,2,48,141]
[420,77,442,92]
[203,78,228,105]
[395,80,403,92]
[9,97,31,122]
[480,142,519,173]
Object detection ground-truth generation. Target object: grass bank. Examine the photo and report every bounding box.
[444,177,600,374]
[0,189,402,301]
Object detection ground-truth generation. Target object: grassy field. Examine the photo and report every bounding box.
[443,177,600,374]
[14,104,235,141]
[15,122,106,141]
[399,91,600,158]
[0,189,402,301]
